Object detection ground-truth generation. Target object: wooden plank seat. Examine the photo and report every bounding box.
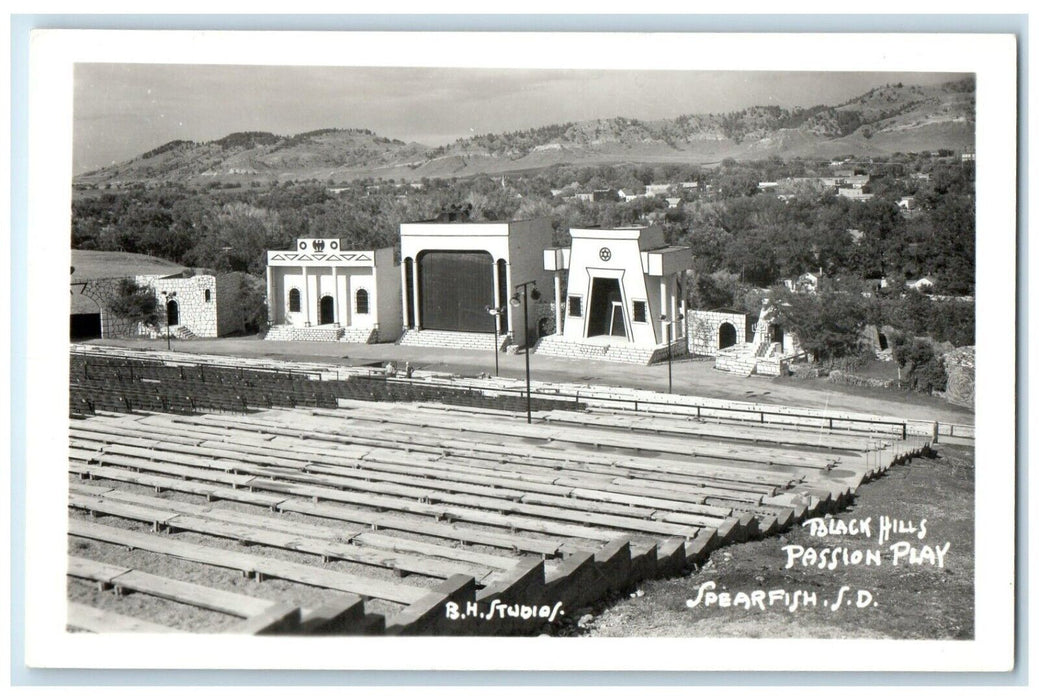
[192,412,809,489]
[67,602,180,633]
[75,421,708,542]
[545,409,883,452]
[69,492,494,581]
[310,406,840,471]
[68,520,429,605]
[68,556,275,618]
[69,462,286,509]
[68,485,521,571]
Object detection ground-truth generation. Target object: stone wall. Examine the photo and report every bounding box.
[943,346,975,408]
[141,274,220,338]
[685,309,750,356]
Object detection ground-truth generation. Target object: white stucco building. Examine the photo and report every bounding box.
[536,225,693,364]
[397,215,554,350]
[264,238,400,343]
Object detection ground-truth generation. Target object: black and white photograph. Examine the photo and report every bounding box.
[18,27,1017,674]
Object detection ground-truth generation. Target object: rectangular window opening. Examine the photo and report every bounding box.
[567,295,583,317]
[633,300,648,323]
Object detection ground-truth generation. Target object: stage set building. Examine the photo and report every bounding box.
[536,225,694,365]
[70,250,246,341]
[396,216,554,351]
[264,239,400,343]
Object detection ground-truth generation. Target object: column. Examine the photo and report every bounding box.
[504,262,514,338]
[659,277,668,343]
[491,260,502,333]
[400,260,410,329]
[410,257,421,330]
[553,271,563,336]
[332,266,340,325]
[266,265,275,325]
[679,273,687,339]
[303,265,311,326]
[370,265,378,331]
[670,276,678,342]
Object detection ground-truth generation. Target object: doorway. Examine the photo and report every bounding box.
[166,299,179,327]
[587,277,625,338]
[719,322,737,349]
[319,295,335,325]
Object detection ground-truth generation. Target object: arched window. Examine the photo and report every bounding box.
[204,288,212,303]
[355,288,370,315]
[288,288,301,312]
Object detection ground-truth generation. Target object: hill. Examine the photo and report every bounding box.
[74,79,975,187]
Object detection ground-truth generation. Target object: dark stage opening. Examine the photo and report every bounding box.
[418,251,494,332]
[70,313,101,340]
[587,277,626,338]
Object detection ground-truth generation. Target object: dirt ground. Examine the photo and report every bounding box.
[570,444,975,639]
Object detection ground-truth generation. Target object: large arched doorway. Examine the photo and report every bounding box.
[166,299,180,327]
[587,277,626,338]
[719,322,737,349]
[319,295,335,325]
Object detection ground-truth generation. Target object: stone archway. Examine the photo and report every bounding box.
[719,322,737,349]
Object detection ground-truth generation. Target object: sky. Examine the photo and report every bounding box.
[73,65,964,174]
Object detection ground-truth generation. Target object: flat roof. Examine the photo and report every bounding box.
[71,250,189,282]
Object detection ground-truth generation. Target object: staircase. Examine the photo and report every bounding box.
[398,329,509,352]
[263,324,346,342]
[172,326,198,340]
[534,335,684,365]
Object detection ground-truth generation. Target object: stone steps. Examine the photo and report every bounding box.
[398,329,509,352]
[534,335,686,366]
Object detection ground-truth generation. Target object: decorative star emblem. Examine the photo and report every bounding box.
[599,247,612,262]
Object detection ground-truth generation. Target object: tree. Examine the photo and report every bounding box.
[107,279,160,328]
[768,285,868,362]
[891,334,948,393]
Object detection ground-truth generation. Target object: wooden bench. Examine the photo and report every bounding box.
[68,556,274,618]
[68,519,429,605]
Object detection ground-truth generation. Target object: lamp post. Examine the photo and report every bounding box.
[161,290,177,351]
[660,313,684,394]
[510,281,540,424]
[484,304,504,376]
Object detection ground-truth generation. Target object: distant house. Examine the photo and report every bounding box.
[907,277,936,293]
[962,151,976,162]
[665,197,682,209]
[838,188,874,201]
[795,271,825,293]
[897,196,916,211]
[617,188,644,201]
[680,181,699,190]
[864,277,890,293]
[757,181,779,192]
[644,183,671,197]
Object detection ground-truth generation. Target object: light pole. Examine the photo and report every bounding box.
[510,281,540,424]
[484,304,504,376]
[161,290,177,351]
[660,313,684,394]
